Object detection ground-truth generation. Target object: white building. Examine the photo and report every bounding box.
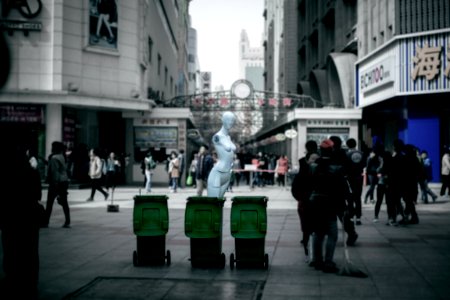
[0,0,192,185]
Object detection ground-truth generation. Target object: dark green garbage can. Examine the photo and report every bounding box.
[229,196,269,269]
[185,196,226,268]
[132,195,170,266]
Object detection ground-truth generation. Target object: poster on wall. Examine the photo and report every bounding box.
[134,127,178,149]
[89,0,118,49]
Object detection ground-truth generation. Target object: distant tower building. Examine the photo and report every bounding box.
[187,24,200,95]
[263,0,284,93]
[239,30,264,90]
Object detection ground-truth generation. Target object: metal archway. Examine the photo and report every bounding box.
[166,90,322,145]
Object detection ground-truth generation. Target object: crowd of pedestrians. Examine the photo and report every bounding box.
[2,135,446,296]
[290,135,446,274]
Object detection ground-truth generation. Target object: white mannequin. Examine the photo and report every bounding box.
[207,111,237,198]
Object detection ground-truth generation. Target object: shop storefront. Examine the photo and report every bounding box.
[123,108,199,186]
[356,29,450,182]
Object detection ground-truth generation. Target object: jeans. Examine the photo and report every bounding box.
[313,219,338,264]
[46,181,70,226]
[420,179,437,202]
[365,174,378,203]
[171,177,178,192]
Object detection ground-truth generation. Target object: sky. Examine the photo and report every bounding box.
[189,0,265,90]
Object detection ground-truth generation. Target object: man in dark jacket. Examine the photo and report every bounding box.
[45,141,71,228]
[309,139,350,273]
[292,140,319,257]
[196,146,214,196]
[345,138,365,225]
[329,136,358,245]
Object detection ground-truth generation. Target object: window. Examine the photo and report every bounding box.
[165,67,168,86]
[148,37,153,63]
[157,54,162,75]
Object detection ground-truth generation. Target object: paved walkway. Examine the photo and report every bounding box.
[1,184,450,299]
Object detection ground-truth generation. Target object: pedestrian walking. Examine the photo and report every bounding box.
[345,138,365,225]
[168,151,180,193]
[188,152,198,188]
[419,150,437,203]
[308,139,350,273]
[329,136,358,245]
[143,151,156,193]
[385,139,406,226]
[292,140,319,260]
[195,146,214,196]
[86,148,109,201]
[45,141,71,228]
[373,150,391,223]
[440,147,450,198]
[275,155,289,187]
[177,149,185,188]
[232,154,242,187]
[105,152,121,195]
[399,144,421,224]
[364,150,381,204]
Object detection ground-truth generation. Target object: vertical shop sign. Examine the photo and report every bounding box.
[63,109,76,147]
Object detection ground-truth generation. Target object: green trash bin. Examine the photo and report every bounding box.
[185,196,226,268]
[229,196,269,269]
[132,195,171,266]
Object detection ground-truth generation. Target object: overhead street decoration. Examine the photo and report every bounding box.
[164,87,321,145]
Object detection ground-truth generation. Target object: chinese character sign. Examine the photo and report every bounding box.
[411,44,441,81]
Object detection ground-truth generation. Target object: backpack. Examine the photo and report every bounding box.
[347,149,364,176]
[147,157,156,169]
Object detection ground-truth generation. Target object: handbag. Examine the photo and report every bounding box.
[186,175,193,186]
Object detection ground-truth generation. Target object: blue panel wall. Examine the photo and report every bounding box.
[407,116,440,183]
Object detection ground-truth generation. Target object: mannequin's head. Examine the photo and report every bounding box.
[222,111,236,130]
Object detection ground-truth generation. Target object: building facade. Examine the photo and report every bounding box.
[356,0,450,182]
[258,0,361,164]
[239,29,264,91]
[0,0,192,185]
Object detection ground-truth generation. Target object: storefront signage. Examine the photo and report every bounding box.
[0,104,43,123]
[134,126,178,148]
[0,0,43,35]
[411,44,450,81]
[360,57,394,92]
[357,29,450,108]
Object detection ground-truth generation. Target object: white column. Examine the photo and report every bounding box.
[45,104,62,158]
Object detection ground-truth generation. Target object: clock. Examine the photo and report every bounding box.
[231,80,253,99]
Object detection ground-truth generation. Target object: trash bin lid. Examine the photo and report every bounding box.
[231,196,268,204]
[186,196,225,203]
[134,195,168,203]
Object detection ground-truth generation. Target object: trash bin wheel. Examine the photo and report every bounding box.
[166,250,171,266]
[263,253,269,269]
[220,253,226,269]
[230,253,235,270]
[133,250,138,267]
